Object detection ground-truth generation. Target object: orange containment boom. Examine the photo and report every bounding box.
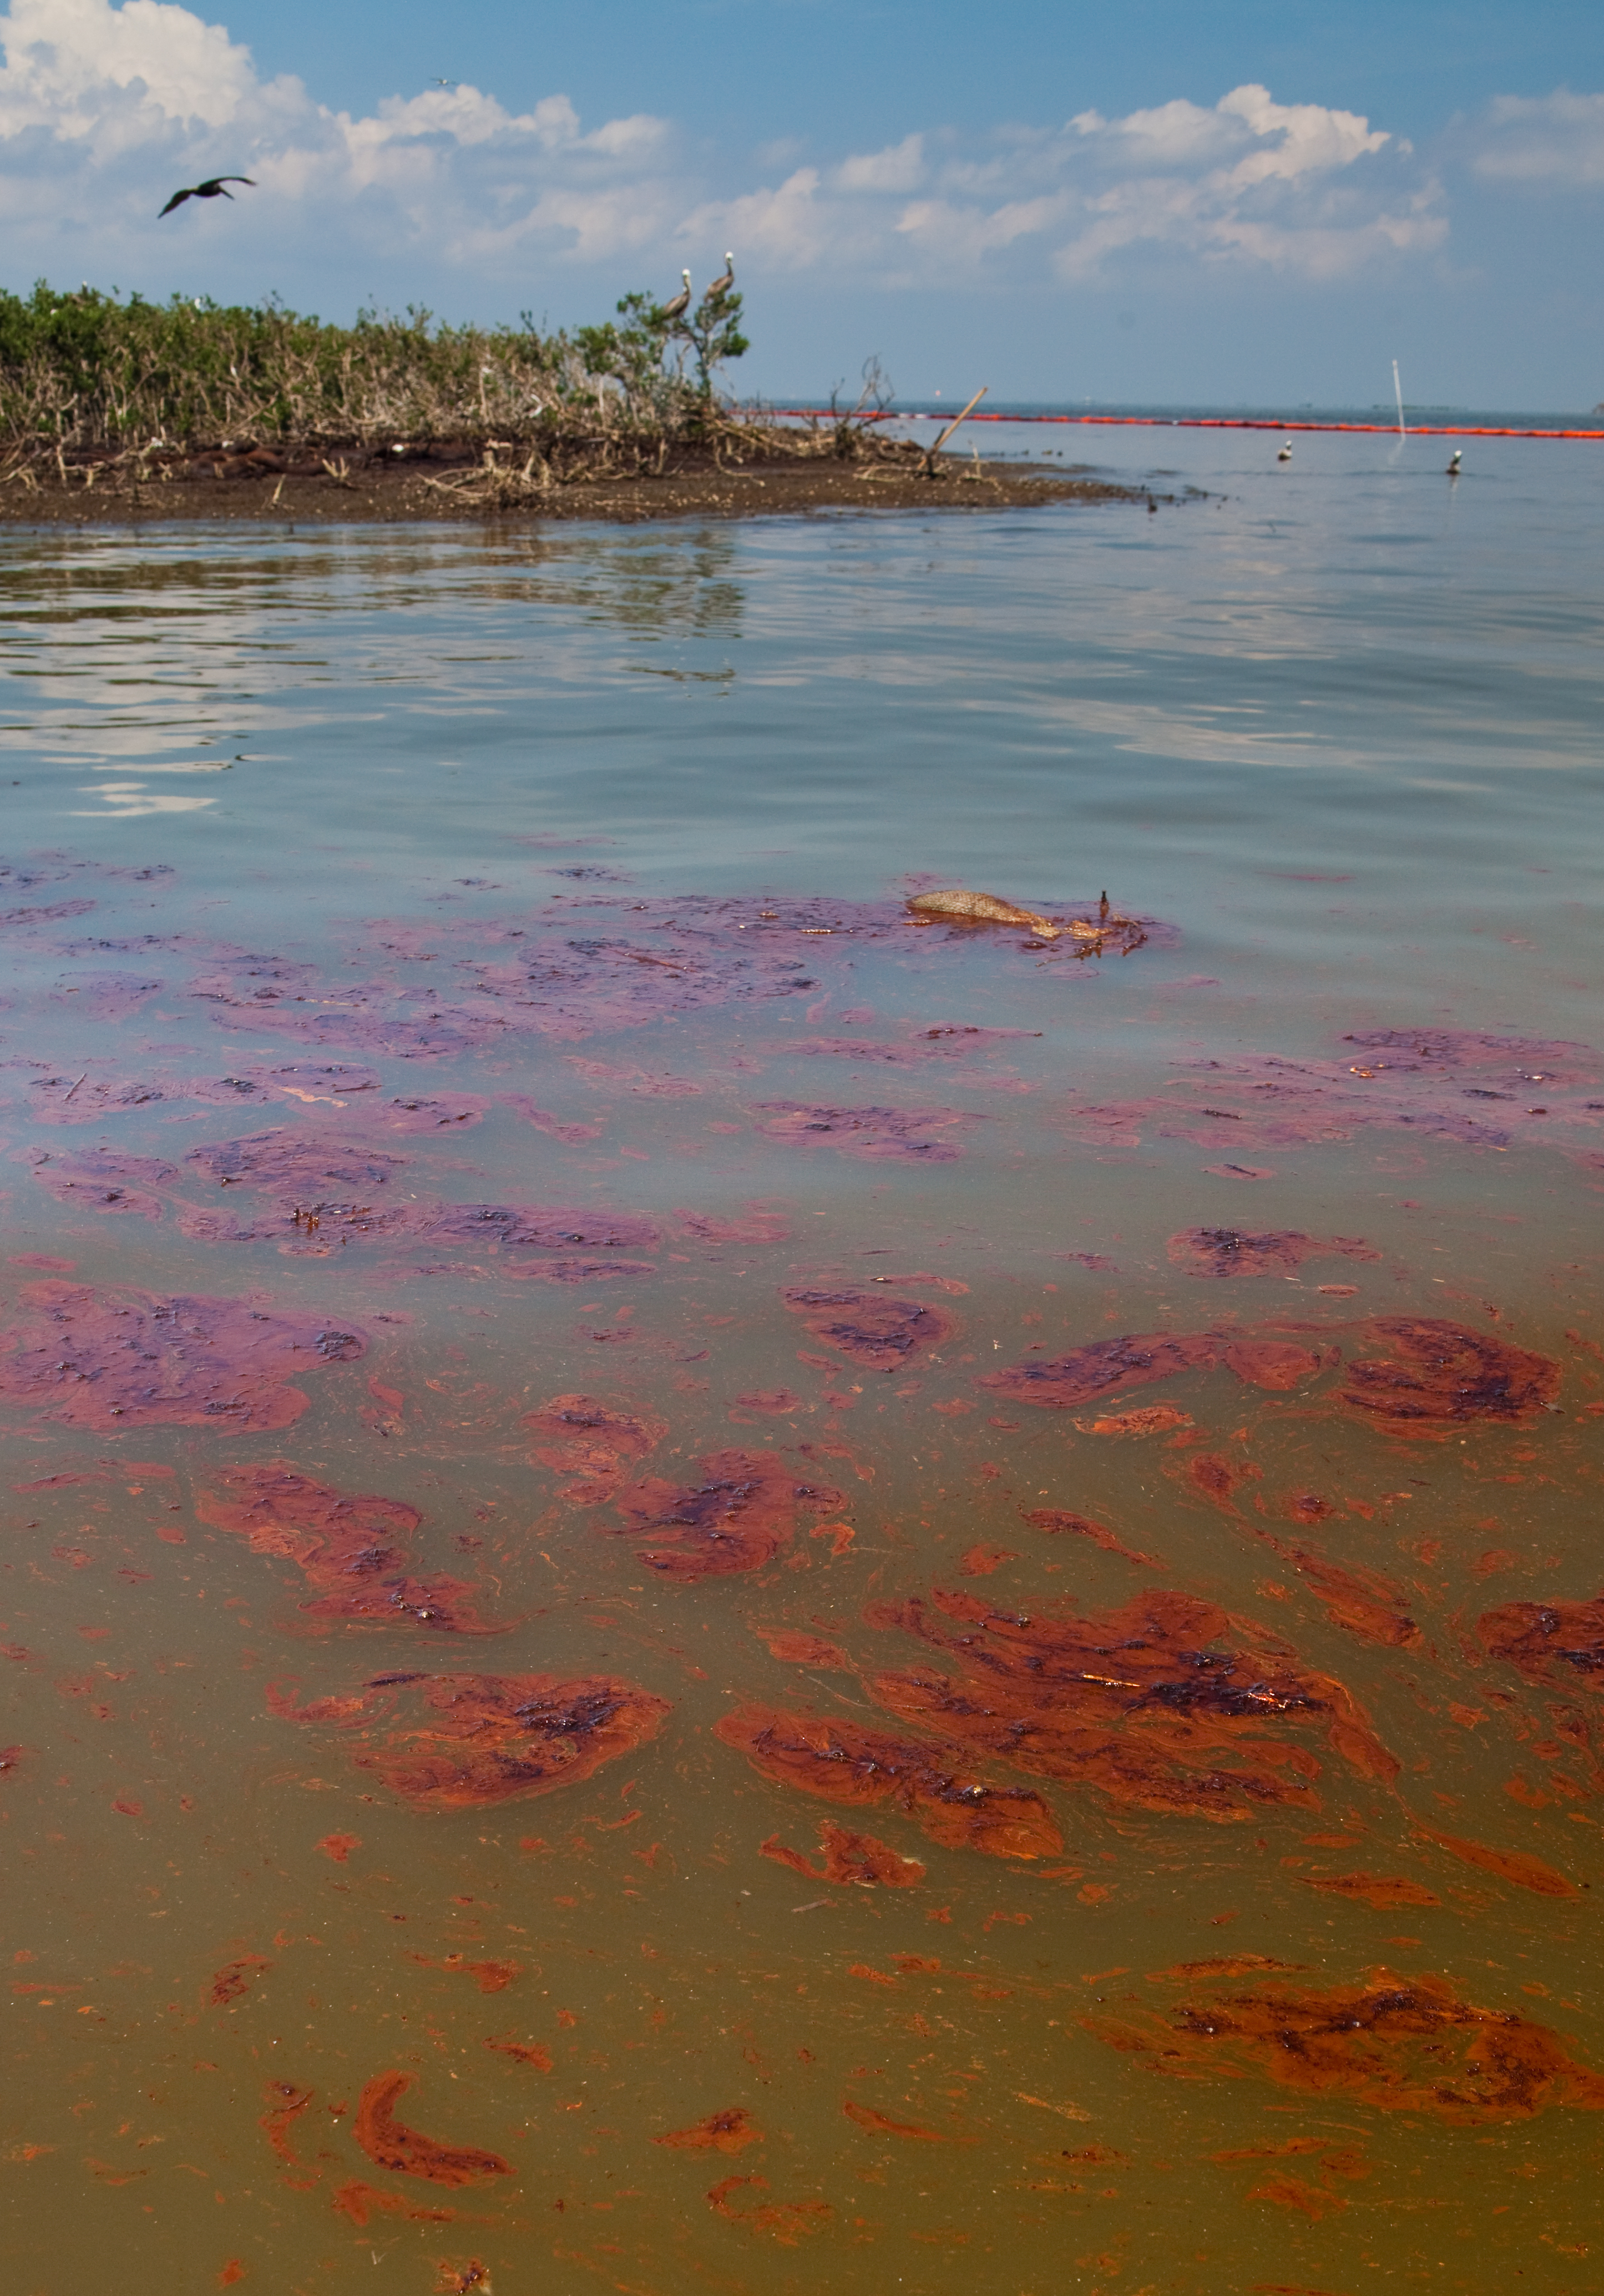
[771,410,1604,441]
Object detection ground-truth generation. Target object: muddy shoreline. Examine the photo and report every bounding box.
[0,456,1157,527]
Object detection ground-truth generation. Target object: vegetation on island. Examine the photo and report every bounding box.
[0,273,929,500]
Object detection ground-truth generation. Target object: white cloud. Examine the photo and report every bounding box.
[0,0,259,134]
[677,83,1435,289]
[895,193,1073,269]
[1471,89,1604,185]
[0,0,681,280]
[678,168,827,270]
[836,133,924,194]
[1076,84,1390,183]
[1055,83,1436,278]
[0,2,1447,309]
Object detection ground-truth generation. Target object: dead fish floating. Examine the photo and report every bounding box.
[905,889,1145,954]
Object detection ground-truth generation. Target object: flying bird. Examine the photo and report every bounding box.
[660,269,693,322]
[704,251,735,297]
[159,176,255,217]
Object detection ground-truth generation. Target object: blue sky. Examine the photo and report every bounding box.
[3,0,1603,404]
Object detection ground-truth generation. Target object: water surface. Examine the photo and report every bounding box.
[2,431,1602,2294]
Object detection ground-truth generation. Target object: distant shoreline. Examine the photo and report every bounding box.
[0,456,1156,529]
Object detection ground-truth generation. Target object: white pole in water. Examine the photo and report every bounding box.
[1392,359,1406,437]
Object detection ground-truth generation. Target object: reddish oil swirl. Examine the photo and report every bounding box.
[1087,1969,1604,2122]
[363,1093,489,1133]
[258,1059,380,1096]
[782,1285,958,1371]
[483,2036,551,2070]
[1061,1025,1599,1163]
[674,1206,791,1243]
[407,1955,520,1992]
[1176,1452,1257,1510]
[1480,1593,1604,1689]
[981,1329,1257,1411]
[760,1824,926,1888]
[751,1627,851,1666]
[1020,1508,1161,1567]
[705,2173,832,2243]
[522,1394,665,1501]
[786,1025,1038,1066]
[1087,1402,1194,1438]
[49,970,164,1020]
[1266,1547,1420,1648]
[214,891,890,1052]
[608,1450,845,1580]
[957,1543,1016,1576]
[421,1202,659,1254]
[353,2072,511,2185]
[656,2108,761,2154]
[197,1465,497,1633]
[1413,1820,1577,1898]
[497,1093,605,1143]
[981,1317,1556,1427]
[210,1956,271,2007]
[260,2079,314,2168]
[1340,1319,1560,1426]
[714,1705,1061,1859]
[751,1103,974,1162]
[25,1072,171,1126]
[272,1671,671,1808]
[170,1127,661,1265]
[184,1131,407,1194]
[1301,1873,1440,1909]
[1222,1338,1331,1390]
[330,2182,457,2226]
[1165,1228,1380,1280]
[27,1146,178,1220]
[864,1587,1399,1819]
[0,1280,363,1432]
[730,1388,803,1420]
[842,2100,973,2141]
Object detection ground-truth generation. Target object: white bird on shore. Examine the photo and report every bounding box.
[661,270,693,322]
[1446,448,1463,475]
[705,252,735,298]
[1277,439,1293,462]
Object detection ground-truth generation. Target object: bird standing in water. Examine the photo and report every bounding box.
[660,270,693,322]
[159,175,255,216]
[1446,448,1463,476]
[1277,439,1293,462]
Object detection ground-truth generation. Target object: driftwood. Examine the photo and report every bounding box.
[906,889,1148,956]
[922,386,989,477]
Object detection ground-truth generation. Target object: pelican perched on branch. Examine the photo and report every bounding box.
[704,252,735,299]
[660,269,692,322]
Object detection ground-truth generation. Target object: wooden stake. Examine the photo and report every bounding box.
[924,386,988,477]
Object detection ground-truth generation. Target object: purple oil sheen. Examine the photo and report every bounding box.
[751,1103,976,1161]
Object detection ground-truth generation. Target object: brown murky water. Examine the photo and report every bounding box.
[2,473,1602,2293]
